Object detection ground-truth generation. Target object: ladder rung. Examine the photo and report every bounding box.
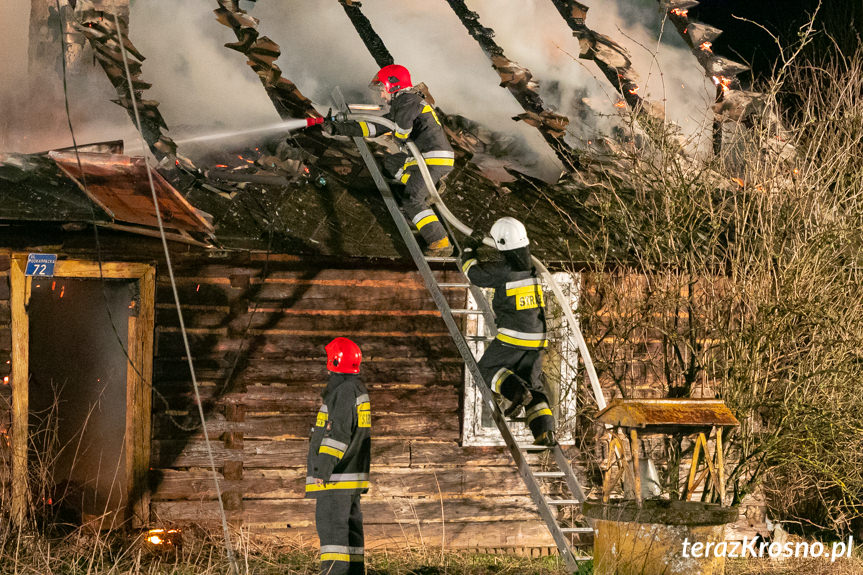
[533,471,565,478]
[518,444,552,451]
[438,283,471,288]
[559,527,594,534]
[424,256,458,263]
[465,336,494,341]
[546,499,582,505]
[450,309,484,315]
[507,417,526,423]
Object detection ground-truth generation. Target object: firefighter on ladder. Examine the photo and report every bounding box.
[461,217,557,446]
[322,64,455,256]
[306,337,371,575]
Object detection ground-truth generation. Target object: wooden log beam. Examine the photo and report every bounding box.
[445,0,580,171]
[213,0,319,120]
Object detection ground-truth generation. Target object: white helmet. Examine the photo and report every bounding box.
[490,217,529,251]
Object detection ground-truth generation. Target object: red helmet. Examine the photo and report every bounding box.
[370,64,412,94]
[325,337,362,374]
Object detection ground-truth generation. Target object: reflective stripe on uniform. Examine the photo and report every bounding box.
[491,367,514,393]
[321,545,364,562]
[412,209,439,230]
[421,150,455,167]
[505,277,542,292]
[321,552,350,562]
[462,258,477,273]
[496,327,548,348]
[358,121,376,138]
[421,104,441,125]
[395,126,411,140]
[525,402,553,424]
[356,394,370,406]
[319,437,348,458]
[305,472,370,492]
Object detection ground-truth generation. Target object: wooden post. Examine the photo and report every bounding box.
[716,427,725,503]
[684,433,703,500]
[630,428,641,506]
[10,258,29,525]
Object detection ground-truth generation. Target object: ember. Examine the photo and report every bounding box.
[146,528,182,548]
[712,75,732,93]
[628,86,639,95]
[670,8,688,17]
[615,100,626,109]
[731,177,745,188]
[699,42,713,52]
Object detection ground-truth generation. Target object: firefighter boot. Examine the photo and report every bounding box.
[503,385,533,417]
[533,430,557,447]
[425,237,453,257]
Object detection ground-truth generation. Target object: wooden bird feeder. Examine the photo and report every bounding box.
[595,398,739,506]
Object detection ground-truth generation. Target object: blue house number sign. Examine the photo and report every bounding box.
[25,254,57,277]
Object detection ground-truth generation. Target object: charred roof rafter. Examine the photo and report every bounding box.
[71,1,178,160]
[548,0,684,149]
[337,0,394,69]
[213,0,320,120]
[444,0,580,172]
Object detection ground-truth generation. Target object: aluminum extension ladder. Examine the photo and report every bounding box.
[349,135,593,572]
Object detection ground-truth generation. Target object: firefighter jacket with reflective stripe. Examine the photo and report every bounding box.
[463,257,548,349]
[335,88,453,159]
[306,373,371,498]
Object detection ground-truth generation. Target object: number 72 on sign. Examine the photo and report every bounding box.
[25,254,57,277]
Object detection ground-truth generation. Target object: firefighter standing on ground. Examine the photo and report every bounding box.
[461,217,556,446]
[306,337,371,575]
[323,64,455,256]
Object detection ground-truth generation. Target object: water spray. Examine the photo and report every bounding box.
[174,117,325,146]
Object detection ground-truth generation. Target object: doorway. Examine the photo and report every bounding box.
[10,258,154,528]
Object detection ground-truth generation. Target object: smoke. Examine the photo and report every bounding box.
[2,0,715,169]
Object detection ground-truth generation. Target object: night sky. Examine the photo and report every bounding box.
[692,0,862,82]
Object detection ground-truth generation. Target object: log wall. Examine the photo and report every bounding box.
[0,237,561,551]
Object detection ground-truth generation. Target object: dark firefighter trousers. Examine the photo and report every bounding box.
[383,153,451,246]
[316,493,364,575]
[478,340,555,438]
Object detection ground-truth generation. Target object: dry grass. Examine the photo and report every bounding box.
[0,525,575,574]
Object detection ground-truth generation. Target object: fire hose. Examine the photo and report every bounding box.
[345,112,608,413]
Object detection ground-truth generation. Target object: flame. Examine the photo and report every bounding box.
[731,177,745,188]
[700,42,713,52]
[614,100,626,109]
[628,86,639,95]
[712,76,732,93]
[2,377,8,385]
[670,8,688,17]
[146,528,181,547]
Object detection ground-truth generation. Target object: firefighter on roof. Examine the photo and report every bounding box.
[306,337,371,575]
[323,64,455,256]
[461,217,556,446]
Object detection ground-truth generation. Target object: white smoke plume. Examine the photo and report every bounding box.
[1,0,715,172]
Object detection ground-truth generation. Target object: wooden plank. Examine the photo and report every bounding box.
[154,332,457,360]
[151,466,530,500]
[153,358,464,386]
[152,437,414,468]
[154,266,462,284]
[154,384,459,414]
[132,266,155,527]
[151,496,542,525]
[155,283,465,311]
[9,258,28,524]
[52,260,152,279]
[151,413,460,441]
[155,307,451,333]
[148,502,555,549]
